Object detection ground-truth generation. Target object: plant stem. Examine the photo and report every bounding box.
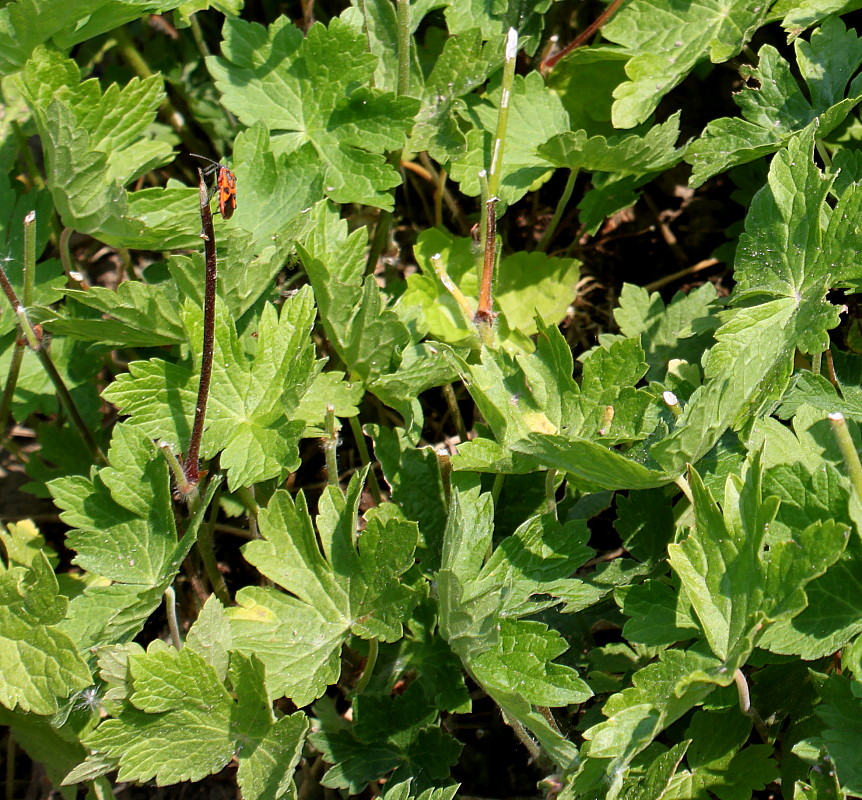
[354,638,378,695]
[324,404,340,488]
[183,169,217,491]
[475,195,497,347]
[545,468,557,517]
[0,228,104,464]
[811,351,822,376]
[395,0,410,97]
[0,344,24,441]
[487,28,518,200]
[113,26,186,134]
[188,13,211,60]
[536,168,578,252]
[348,415,382,505]
[540,0,628,72]
[22,211,35,306]
[197,485,231,606]
[442,383,469,444]
[431,253,474,323]
[829,412,862,501]
[491,473,505,506]
[500,709,542,762]
[734,668,768,742]
[164,586,182,649]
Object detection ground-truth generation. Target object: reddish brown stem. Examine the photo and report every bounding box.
[475,197,497,324]
[183,169,217,488]
[541,0,628,72]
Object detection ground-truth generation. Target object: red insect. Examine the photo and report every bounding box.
[190,154,237,219]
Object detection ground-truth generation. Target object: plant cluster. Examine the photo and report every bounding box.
[3,1,862,799]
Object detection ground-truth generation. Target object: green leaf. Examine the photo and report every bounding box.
[813,673,862,795]
[0,552,91,714]
[443,0,553,52]
[0,0,186,76]
[408,28,498,163]
[609,282,720,382]
[403,227,580,347]
[450,71,569,207]
[537,112,685,176]
[437,477,589,770]
[84,646,308,789]
[207,15,420,209]
[665,709,779,799]
[601,0,768,127]
[46,282,185,348]
[311,684,461,793]
[617,579,700,647]
[581,647,724,781]
[228,121,324,253]
[298,203,410,384]
[21,48,197,248]
[368,425,448,571]
[652,128,844,473]
[686,17,862,185]
[229,474,419,705]
[48,424,180,585]
[668,455,848,668]
[103,291,319,491]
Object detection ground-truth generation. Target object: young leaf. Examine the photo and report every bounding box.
[687,17,862,186]
[0,552,91,714]
[601,0,768,127]
[668,455,848,670]
[450,71,569,207]
[207,15,420,209]
[228,473,419,705]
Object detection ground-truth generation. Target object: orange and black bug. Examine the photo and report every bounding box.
[190,154,237,219]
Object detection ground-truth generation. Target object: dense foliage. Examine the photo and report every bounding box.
[3,1,862,798]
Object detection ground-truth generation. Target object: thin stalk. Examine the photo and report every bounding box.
[491,473,505,506]
[0,246,104,463]
[829,412,862,501]
[811,351,822,376]
[197,486,231,606]
[182,169,217,491]
[500,709,542,762]
[348,415,382,506]
[431,253,474,323]
[355,0,376,86]
[663,391,682,419]
[324,404,340,488]
[22,211,35,306]
[354,638,379,695]
[160,442,192,496]
[475,195,497,347]
[113,26,185,134]
[442,383,468,444]
[365,206,393,275]
[236,486,260,519]
[734,668,768,742]
[545,468,557,517]
[11,121,44,190]
[487,28,518,200]
[0,344,24,439]
[536,168,578,252]
[188,13,211,60]
[540,0,628,72]
[395,0,410,97]
[815,139,833,169]
[477,169,490,286]
[164,586,182,649]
